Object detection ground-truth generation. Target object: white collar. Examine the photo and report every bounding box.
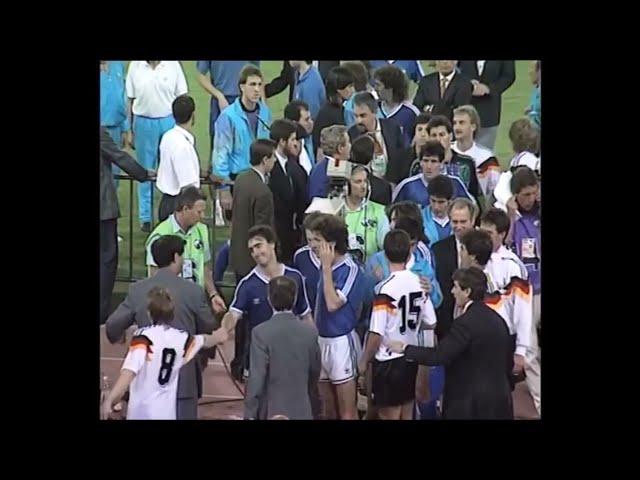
[439,70,455,83]
[275,150,288,173]
[381,102,402,118]
[169,214,192,235]
[144,61,165,70]
[254,264,286,284]
[174,125,194,144]
[432,214,450,227]
[251,167,266,183]
[462,300,473,314]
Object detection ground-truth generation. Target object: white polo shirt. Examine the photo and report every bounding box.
[126,61,188,118]
[157,125,200,195]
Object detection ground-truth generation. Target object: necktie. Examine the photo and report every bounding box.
[440,76,448,98]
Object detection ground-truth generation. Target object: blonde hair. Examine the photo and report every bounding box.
[509,118,539,154]
[453,105,482,135]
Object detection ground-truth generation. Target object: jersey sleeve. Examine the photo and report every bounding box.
[121,334,152,375]
[369,293,395,336]
[229,278,250,316]
[293,272,311,317]
[183,334,205,364]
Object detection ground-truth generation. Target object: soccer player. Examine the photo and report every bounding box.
[358,230,437,420]
[392,140,475,208]
[451,105,501,201]
[221,225,312,379]
[101,287,231,420]
[293,211,327,313]
[312,214,367,419]
[422,175,454,245]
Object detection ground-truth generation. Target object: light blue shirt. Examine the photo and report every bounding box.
[293,65,326,119]
[100,61,130,131]
[196,61,260,97]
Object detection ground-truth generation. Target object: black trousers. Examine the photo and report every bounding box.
[100,219,118,324]
[158,193,178,223]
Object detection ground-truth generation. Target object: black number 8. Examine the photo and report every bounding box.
[158,348,177,385]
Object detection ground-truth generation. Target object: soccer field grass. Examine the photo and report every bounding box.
[114,60,534,284]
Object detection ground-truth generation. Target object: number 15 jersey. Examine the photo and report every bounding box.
[370,270,437,362]
[122,324,204,420]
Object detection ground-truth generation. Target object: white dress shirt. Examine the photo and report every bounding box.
[439,70,456,92]
[298,138,313,174]
[275,150,288,174]
[477,60,486,76]
[126,61,188,118]
[157,125,200,196]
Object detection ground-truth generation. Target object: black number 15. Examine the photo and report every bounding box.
[398,292,422,334]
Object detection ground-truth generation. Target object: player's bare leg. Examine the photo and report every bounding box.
[378,405,402,420]
[335,380,358,420]
[400,401,415,420]
[319,382,338,420]
[365,366,378,420]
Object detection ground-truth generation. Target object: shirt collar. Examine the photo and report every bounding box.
[174,125,194,145]
[462,300,473,314]
[251,167,266,184]
[275,150,288,173]
[439,70,455,83]
[169,214,191,235]
[432,214,450,227]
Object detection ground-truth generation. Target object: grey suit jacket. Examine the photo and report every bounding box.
[100,127,148,221]
[230,168,274,278]
[105,268,218,399]
[244,312,321,420]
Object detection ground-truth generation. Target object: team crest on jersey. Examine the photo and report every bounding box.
[252,298,261,305]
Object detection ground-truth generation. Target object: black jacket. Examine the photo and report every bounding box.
[413,71,472,122]
[100,127,148,221]
[265,61,295,101]
[403,301,513,420]
[458,61,516,128]
[432,235,458,340]
[268,158,309,264]
[347,119,405,185]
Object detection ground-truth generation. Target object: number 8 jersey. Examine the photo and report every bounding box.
[122,325,204,420]
[370,270,437,362]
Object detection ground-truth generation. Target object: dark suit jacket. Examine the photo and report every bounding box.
[105,268,218,400]
[100,127,148,221]
[413,71,472,122]
[458,61,516,128]
[268,158,309,264]
[432,235,458,340]
[244,311,321,419]
[231,168,275,278]
[265,61,295,101]
[404,301,513,420]
[347,119,405,185]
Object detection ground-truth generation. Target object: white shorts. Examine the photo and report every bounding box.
[318,330,361,385]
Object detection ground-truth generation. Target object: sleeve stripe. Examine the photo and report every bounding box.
[340,260,359,297]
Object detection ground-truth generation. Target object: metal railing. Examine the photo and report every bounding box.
[113,174,236,292]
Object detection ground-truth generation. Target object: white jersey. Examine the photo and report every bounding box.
[485,245,528,290]
[453,141,501,198]
[510,151,540,172]
[122,324,204,420]
[369,270,437,362]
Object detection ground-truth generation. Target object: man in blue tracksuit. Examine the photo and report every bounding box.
[100,61,130,188]
[126,61,188,231]
[196,61,260,151]
[210,65,272,213]
[290,61,326,120]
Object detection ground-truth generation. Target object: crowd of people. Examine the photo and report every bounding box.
[100,60,541,420]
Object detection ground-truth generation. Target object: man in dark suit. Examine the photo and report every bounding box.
[431,198,478,340]
[100,127,153,324]
[347,92,405,185]
[105,235,220,420]
[413,60,472,123]
[230,139,277,281]
[388,267,513,420]
[244,276,321,420]
[268,119,309,264]
[458,60,516,151]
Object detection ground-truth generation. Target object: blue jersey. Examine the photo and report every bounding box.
[293,246,321,313]
[307,157,329,201]
[230,265,311,330]
[369,60,425,84]
[392,173,474,208]
[315,256,366,338]
[196,61,260,97]
[380,102,420,148]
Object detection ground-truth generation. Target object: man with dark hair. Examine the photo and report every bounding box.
[268,119,309,264]
[211,65,273,212]
[358,229,437,420]
[145,187,226,314]
[157,95,202,222]
[427,114,480,202]
[293,212,328,312]
[244,275,321,420]
[422,174,454,245]
[413,60,472,121]
[100,127,153,324]
[392,140,474,207]
[284,99,315,173]
[342,60,380,127]
[481,208,528,288]
[350,135,393,205]
[373,65,420,147]
[369,60,425,85]
[347,92,405,184]
[312,67,354,158]
[223,225,312,381]
[105,235,224,420]
[196,60,260,150]
[507,166,541,414]
[310,214,367,419]
[230,139,277,281]
[403,112,432,178]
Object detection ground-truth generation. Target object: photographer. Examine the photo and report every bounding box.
[343,164,389,264]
